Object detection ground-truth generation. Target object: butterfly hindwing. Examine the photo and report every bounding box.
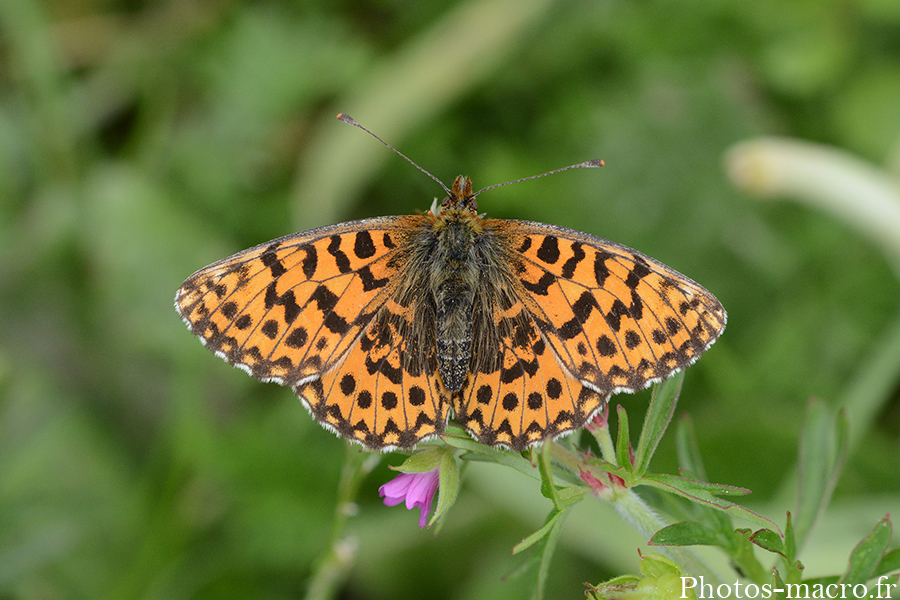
[298,298,448,449]
[453,299,607,450]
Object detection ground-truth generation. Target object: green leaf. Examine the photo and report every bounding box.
[585,575,641,600]
[395,447,444,473]
[512,506,571,600]
[652,524,767,583]
[532,506,569,600]
[671,415,737,541]
[874,547,900,579]
[772,568,787,600]
[538,442,559,504]
[638,553,685,579]
[750,528,785,556]
[642,473,750,497]
[633,372,683,476]
[732,528,769,584]
[615,405,633,470]
[650,521,720,546]
[800,576,840,590]
[784,511,797,564]
[429,450,460,526]
[512,507,568,555]
[794,400,849,547]
[840,515,892,585]
[443,435,541,481]
[641,473,777,532]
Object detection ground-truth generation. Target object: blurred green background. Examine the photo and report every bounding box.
[2,0,899,598]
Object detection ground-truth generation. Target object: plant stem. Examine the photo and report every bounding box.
[305,446,380,600]
[593,420,618,466]
[609,485,723,582]
[551,441,723,583]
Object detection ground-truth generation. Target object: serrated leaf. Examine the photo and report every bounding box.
[650,521,720,546]
[633,372,683,476]
[840,515,892,585]
[643,473,750,497]
[732,529,769,584]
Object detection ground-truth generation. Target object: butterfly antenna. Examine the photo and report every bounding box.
[337,113,452,196]
[472,159,604,198]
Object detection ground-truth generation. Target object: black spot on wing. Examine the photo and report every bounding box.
[596,335,617,357]
[301,245,317,279]
[340,374,356,395]
[328,235,352,273]
[354,231,376,259]
[560,242,585,279]
[522,272,556,296]
[604,299,629,332]
[264,282,301,324]
[221,301,238,319]
[310,284,339,314]
[234,314,252,330]
[285,326,308,348]
[536,236,560,264]
[262,320,279,339]
[558,291,600,340]
[625,259,652,289]
[358,265,390,292]
[594,251,613,287]
[261,246,287,278]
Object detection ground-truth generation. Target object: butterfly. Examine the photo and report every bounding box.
[175,114,726,451]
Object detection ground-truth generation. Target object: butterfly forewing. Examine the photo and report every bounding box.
[501,221,727,394]
[180,224,403,393]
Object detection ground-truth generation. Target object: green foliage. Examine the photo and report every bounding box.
[1,0,899,599]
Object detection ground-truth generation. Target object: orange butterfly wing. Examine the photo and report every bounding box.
[177,209,725,452]
[175,216,448,449]
[452,220,726,450]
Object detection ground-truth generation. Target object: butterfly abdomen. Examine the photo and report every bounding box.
[430,216,482,392]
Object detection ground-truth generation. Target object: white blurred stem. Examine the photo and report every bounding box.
[726,137,900,279]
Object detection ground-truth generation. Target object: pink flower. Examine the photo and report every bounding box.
[379,468,440,528]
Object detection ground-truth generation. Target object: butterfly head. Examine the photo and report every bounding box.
[442,175,477,213]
